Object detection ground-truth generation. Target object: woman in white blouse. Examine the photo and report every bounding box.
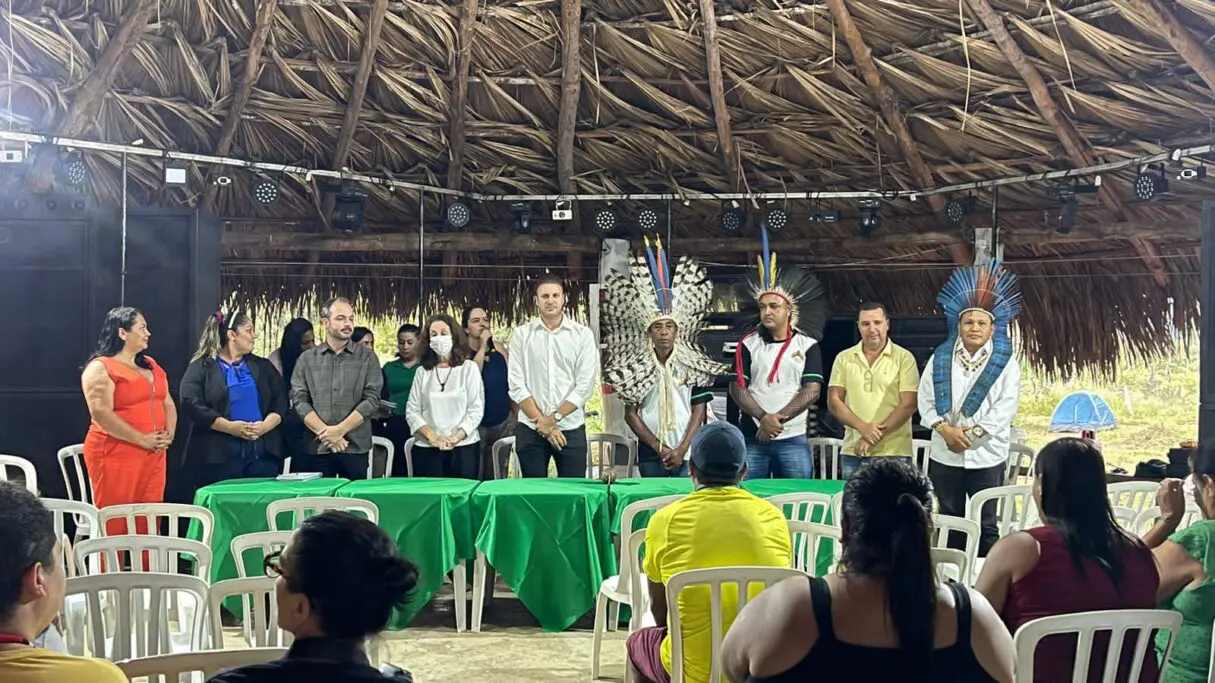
[405,314,484,479]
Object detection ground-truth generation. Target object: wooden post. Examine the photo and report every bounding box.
[698,0,740,191]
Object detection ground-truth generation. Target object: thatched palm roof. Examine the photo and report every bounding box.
[1,0,1211,375]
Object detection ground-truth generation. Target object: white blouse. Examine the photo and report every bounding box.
[405,359,484,448]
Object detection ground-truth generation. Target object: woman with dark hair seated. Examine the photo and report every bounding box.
[721,458,1013,682]
[976,437,1159,682]
[207,511,419,683]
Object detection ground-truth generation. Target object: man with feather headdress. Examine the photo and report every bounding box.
[602,239,728,476]
[918,260,1022,555]
[727,230,828,479]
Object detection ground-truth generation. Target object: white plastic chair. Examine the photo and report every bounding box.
[586,432,639,479]
[0,454,37,492]
[398,438,418,478]
[931,514,980,584]
[116,647,288,681]
[370,435,396,479]
[97,503,215,547]
[932,547,970,584]
[209,577,293,649]
[830,492,842,529]
[1011,609,1181,682]
[766,492,835,525]
[492,436,518,479]
[266,496,379,530]
[64,572,209,661]
[231,531,294,578]
[1007,444,1036,484]
[666,566,807,683]
[42,498,101,576]
[1132,505,1204,536]
[1107,481,1160,518]
[787,520,841,576]
[58,444,92,502]
[809,438,844,480]
[967,484,1033,540]
[1112,506,1138,531]
[74,535,212,579]
[913,438,931,477]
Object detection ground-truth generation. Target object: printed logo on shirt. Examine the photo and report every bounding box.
[792,350,804,360]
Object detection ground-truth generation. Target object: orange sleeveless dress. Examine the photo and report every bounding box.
[82,356,170,536]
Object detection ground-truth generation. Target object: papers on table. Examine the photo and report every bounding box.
[276,472,322,482]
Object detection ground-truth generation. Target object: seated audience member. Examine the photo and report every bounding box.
[626,421,793,683]
[976,438,1159,682]
[0,482,126,683]
[208,510,418,682]
[1145,443,1215,683]
[721,459,1013,683]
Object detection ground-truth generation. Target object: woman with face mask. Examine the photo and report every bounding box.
[180,311,287,487]
[404,314,484,479]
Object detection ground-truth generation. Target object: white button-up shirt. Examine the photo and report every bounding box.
[918,341,1021,470]
[508,316,599,432]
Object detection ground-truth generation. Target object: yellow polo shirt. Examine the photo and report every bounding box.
[0,648,127,683]
[643,486,792,683]
[828,340,919,456]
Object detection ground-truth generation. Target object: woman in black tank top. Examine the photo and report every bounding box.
[720,459,1014,682]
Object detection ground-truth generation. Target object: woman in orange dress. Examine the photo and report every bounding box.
[80,307,177,536]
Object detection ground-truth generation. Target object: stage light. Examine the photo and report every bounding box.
[594,206,617,234]
[1057,196,1078,234]
[446,201,471,228]
[163,165,188,187]
[213,175,233,186]
[762,207,788,233]
[720,204,746,234]
[55,153,87,188]
[252,178,279,205]
[858,199,881,236]
[511,201,532,234]
[637,207,659,232]
[1134,168,1167,201]
[809,210,841,223]
[1178,166,1208,181]
[331,183,368,232]
[945,195,976,225]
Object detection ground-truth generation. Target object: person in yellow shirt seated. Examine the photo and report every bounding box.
[0,482,126,683]
[626,421,793,683]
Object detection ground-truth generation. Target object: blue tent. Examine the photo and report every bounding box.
[1048,391,1118,433]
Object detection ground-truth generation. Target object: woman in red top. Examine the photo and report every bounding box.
[80,307,176,536]
[975,437,1159,682]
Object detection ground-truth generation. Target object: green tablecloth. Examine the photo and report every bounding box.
[742,479,845,499]
[609,478,846,535]
[336,478,478,628]
[471,479,615,632]
[190,477,349,583]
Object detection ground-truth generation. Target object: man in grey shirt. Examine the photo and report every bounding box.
[290,297,383,479]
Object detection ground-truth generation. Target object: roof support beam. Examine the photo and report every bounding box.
[29,0,159,190]
[965,0,1168,286]
[1127,0,1215,93]
[202,0,279,214]
[555,0,582,197]
[446,0,479,190]
[698,0,741,192]
[824,0,969,265]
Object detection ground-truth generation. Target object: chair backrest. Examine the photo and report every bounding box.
[209,577,293,649]
[1112,506,1138,531]
[967,484,1033,539]
[617,495,684,596]
[586,432,639,478]
[1107,481,1160,516]
[75,535,212,578]
[231,531,294,578]
[1007,444,1036,484]
[830,492,842,529]
[1012,609,1181,683]
[808,438,844,480]
[399,438,417,478]
[1132,505,1203,536]
[0,454,37,493]
[97,503,216,547]
[369,435,396,479]
[41,498,101,576]
[932,547,969,584]
[64,571,209,661]
[913,439,931,477]
[786,520,841,576]
[930,513,980,581]
[266,496,379,531]
[666,566,806,683]
[492,436,518,479]
[58,444,92,505]
[116,647,288,681]
[766,492,835,525]
[625,529,649,630]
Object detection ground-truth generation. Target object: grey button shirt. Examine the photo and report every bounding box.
[290,341,383,454]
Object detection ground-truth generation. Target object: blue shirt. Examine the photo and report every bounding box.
[481,344,511,427]
[219,358,264,423]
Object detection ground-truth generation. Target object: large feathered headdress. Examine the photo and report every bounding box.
[602,238,727,409]
[932,260,1022,417]
[731,229,829,388]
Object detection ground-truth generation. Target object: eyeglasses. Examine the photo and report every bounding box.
[263,551,288,579]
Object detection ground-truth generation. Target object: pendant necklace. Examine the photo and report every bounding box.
[437,366,454,392]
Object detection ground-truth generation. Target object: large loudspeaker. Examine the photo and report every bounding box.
[0,194,220,499]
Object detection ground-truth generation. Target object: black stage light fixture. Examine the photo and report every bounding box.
[1058,196,1078,234]
[945,195,976,225]
[252,178,279,205]
[1134,167,1168,201]
[331,182,369,233]
[511,201,533,234]
[809,210,841,223]
[762,206,789,233]
[594,205,617,234]
[55,152,87,188]
[637,207,660,232]
[858,199,882,236]
[446,201,471,228]
[720,201,747,234]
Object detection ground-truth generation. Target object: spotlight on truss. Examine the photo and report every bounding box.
[252,178,279,205]
[858,199,881,237]
[762,206,788,233]
[945,195,976,225]
[594,206,617,234]
[55,152,87,188]
[511,201,532,234]
[446,201,471,228]
[1134,167,1168,201]
[719,204,747,234]
[163,165,189,187]
[637,207,660,232]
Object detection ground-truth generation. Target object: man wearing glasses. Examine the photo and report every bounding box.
[827,302,919,477]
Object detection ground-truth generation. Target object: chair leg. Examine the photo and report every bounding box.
[453,560,467,633]
[471,551,486,633]
[608,601,621,632]
[591,592,607,680]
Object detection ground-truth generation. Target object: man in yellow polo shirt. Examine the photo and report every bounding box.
[625,422,792,683]
[827,302,919,478]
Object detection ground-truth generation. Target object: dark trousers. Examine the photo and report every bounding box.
[412,443,480,479]
[637,443,689,478]
[515,423,588,478]
[194,455,282,489]
[375,415,412,477]
[929,459,1005,556]
[298,452,368,480]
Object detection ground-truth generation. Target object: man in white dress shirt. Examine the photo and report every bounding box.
[918,261,1022,555]
[508,275,599,477]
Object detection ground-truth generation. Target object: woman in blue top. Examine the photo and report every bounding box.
[181,311,287,488]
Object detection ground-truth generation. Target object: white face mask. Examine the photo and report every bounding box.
[430,335,453,356]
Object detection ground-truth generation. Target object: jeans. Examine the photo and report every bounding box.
[195,439,283,489]
[743,436,813,479]
[515,423,588,478]
[840,454,913,479]
[637,444,689,478]
[929,459,1006,556]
